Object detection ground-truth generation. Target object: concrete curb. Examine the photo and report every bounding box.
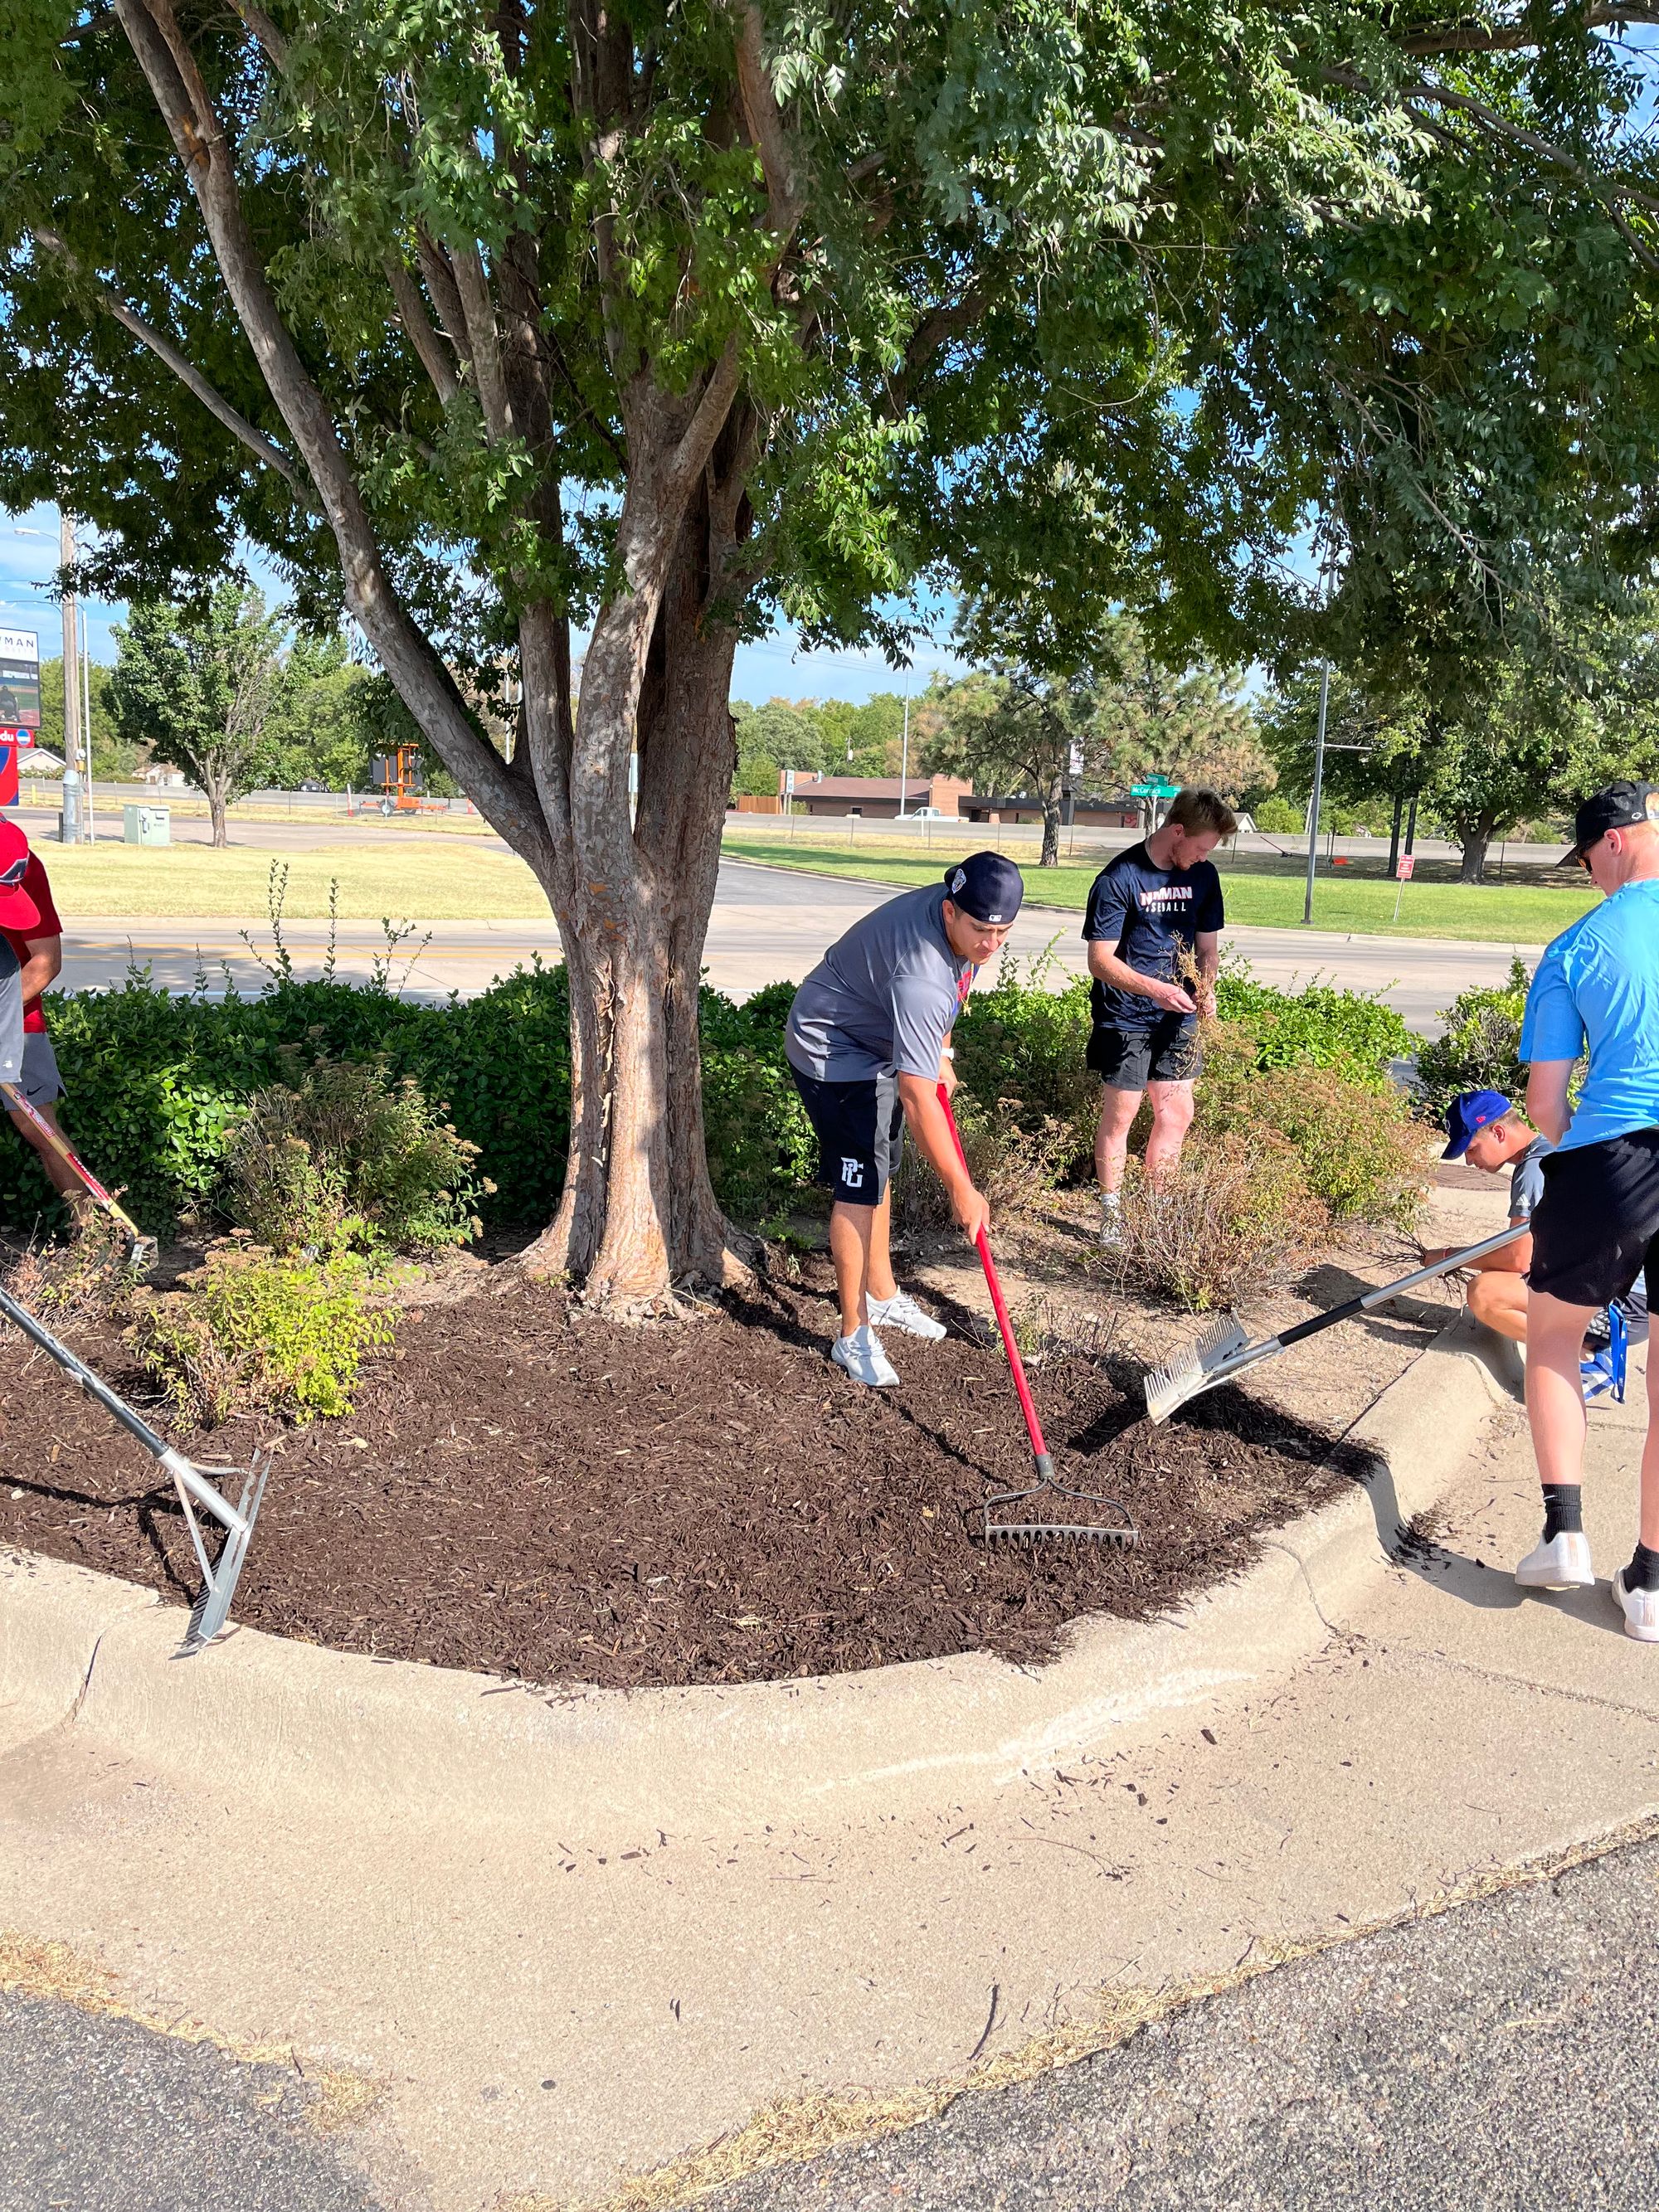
[0,1315,1514,1834]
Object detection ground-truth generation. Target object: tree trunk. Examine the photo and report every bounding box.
[1459,821,1495,883]
[1039,793,1061,867]
[205,773,229,847]
[1386,789,1404,877]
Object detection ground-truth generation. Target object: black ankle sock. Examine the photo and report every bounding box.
[1541,1485,1584,1541]
[1625,1542,1659,1595]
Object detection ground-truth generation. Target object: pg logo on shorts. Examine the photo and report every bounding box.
[840,1157,865,1188]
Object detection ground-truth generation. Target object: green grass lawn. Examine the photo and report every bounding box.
[721,831,1594,945]
[41,840,550,921]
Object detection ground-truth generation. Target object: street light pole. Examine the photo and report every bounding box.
[1301,656,1331,926]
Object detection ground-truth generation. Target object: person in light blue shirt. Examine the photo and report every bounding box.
[1514,782,1659,1641]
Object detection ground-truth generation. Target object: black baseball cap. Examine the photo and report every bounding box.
[942,853,1024,926]
[1559,780,1659,865]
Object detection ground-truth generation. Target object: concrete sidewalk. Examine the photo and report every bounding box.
[2,1325,1654,2212]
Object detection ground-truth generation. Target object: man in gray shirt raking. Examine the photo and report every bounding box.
[785,853,1023,1386]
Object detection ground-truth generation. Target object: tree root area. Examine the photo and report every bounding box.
[0,1269,1363,1689]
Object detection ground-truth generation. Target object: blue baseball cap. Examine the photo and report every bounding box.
[1443,1088,1514,1159]
[942,853,1024,926]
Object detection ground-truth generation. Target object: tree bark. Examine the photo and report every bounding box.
[1458,820,1496,883]
[1386,788,1404,877]
[1039,791,1061,867]
[205,775,228,847]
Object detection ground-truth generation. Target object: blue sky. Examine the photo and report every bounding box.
[0,499,963,705]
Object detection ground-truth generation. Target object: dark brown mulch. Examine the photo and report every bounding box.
[0,1266,1365,1690]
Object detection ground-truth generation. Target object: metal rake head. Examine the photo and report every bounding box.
[1142,1312,1249,1426]
[983,1475,1138,1549]
[178,1444,275,1651]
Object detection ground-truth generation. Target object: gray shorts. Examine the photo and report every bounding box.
[12,1032,64,1108]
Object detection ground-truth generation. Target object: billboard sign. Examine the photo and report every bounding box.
[0,630,40,733]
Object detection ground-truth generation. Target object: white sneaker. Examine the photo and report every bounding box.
[1515,1530,1595,1590]
[1097,1199,1125,1249]
[831,1325,899,1388]
[866,1290,946,1342]
[1613,1571,1659,1643]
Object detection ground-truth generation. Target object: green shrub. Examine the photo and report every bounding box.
[129,1243,395,1425]
[1413,957,1532,1117]
[222,1057,484,1257]
[1199,1023,1429,1231]
[698,981,818,1221]
[1254,796,1304,834]
[1213,970,1411,1090]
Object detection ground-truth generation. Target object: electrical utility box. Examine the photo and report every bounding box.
[122,805,172,847]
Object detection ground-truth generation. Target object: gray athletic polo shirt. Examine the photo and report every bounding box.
[786,884,974,1082]
[0,937,23,1085]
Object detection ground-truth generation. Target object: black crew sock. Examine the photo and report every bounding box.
[1624,1541,1659,1595]
[1541,1484,1584,1541]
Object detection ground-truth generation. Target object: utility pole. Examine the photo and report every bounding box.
[1301,657,1331,926]
[59,513,85,845]
[896,681,911,819]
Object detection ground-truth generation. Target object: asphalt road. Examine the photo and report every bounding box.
[54,859,1529,1032]
[10,1830,1654,2210]
[710,1830,1659,2212]
[0,1991,385,2212]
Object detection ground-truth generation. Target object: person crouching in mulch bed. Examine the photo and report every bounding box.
[785,852,1023,1388]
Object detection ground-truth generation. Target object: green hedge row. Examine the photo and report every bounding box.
[6,956,1413,1239]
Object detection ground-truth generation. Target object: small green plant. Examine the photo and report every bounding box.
[1413,957,1533,1116]
[222,1057,484,1258]
[129,1242,395,1425]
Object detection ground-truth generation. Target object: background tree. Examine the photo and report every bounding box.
[7,4,1659,1310]
[263,631,372,792]
[925,666,1109,867]
[109,584,286,843]
[36,657,137,778]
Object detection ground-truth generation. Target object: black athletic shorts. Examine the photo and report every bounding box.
[1529,1128,1659,1310]
[1087,1015,1201,1091]
[788,1062,906,1205]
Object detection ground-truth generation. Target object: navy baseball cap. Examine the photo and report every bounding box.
[942,853,1024,926]
[1559,780,1659,864]
[1443,1088,1514,1159]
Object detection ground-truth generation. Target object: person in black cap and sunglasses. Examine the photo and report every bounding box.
[786,852,1022,1386]
[1512,780,1659,1639]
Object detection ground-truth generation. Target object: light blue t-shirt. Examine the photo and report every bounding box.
[1519,878,1659,1150]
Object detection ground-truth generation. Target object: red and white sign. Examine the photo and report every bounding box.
[1395,855,1415,881]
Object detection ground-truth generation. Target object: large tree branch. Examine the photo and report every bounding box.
[382,255,460,405]
[32,225,309,496]
[450,244,514,440]
[226,0,287,69]
[1397,5,1659,57]
[112,0,555,869]
[730,0,803,257]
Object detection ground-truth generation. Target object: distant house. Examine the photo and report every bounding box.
[956,791,1140,829]
[738,771,973,819]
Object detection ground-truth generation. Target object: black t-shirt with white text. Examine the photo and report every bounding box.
[1082,841,1225,1034]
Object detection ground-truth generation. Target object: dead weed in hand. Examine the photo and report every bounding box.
[1102,1131,1329,1312]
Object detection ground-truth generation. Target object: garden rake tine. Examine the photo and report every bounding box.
[0,1279,270,1650]
[0,1081,158,1270]
[1142,1219,1530,1423]
[936,1083,1136,1551]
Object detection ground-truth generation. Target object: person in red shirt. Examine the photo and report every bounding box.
[0,821,89,1225]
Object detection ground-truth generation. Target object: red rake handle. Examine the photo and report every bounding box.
[936,1082,1051,1470]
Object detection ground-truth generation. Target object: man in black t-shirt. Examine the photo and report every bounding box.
[1082,787,1236,1243]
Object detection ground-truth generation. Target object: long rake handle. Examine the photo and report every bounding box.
[937,1083,1052,1470]
[1211,1220,1530,1391]
[0,1081,144,1239]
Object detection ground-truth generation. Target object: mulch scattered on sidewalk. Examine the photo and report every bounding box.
[0,1265,1361,1689]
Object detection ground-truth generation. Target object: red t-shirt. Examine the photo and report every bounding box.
[3,854,62,1033]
